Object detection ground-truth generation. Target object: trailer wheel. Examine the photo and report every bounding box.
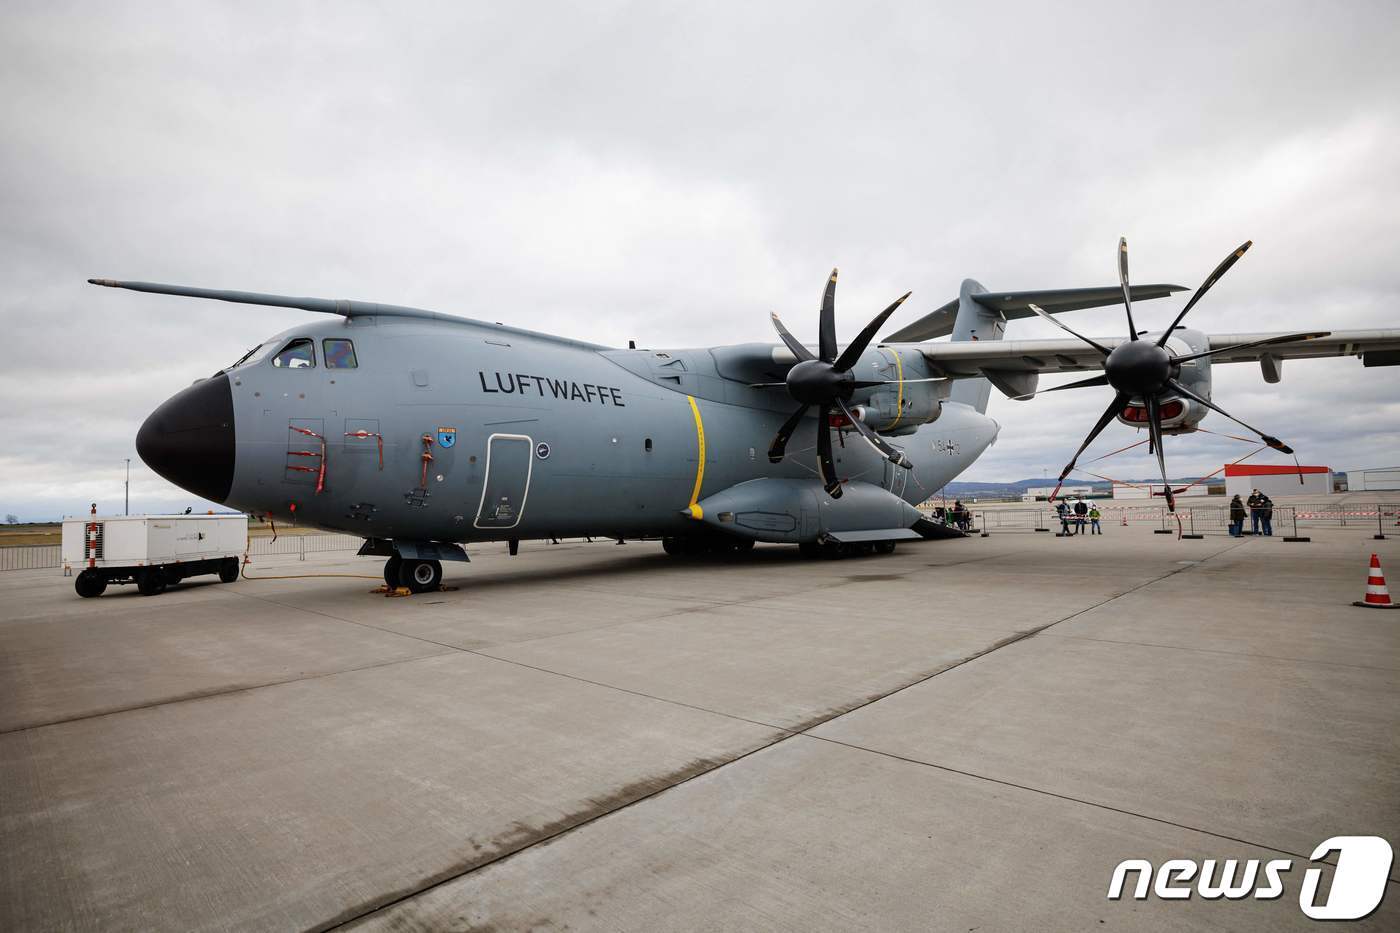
[75,570,106,598]
[218,558,240,583]
[398,559,442,594]
[137,568,166,596]
[383,555,402,588]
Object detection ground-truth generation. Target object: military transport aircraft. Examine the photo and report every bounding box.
[90,239,1400,592]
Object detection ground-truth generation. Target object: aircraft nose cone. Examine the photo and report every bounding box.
[136,373,236,503]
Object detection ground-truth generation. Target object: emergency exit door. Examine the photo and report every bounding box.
[474,434,533,529]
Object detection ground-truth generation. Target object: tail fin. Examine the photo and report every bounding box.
[946,279,1000,413]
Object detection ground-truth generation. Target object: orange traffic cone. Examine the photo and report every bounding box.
[1354,553,1399,609]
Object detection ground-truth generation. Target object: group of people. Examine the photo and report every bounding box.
[933,501,972,531]
[1229,488,1275,537]
[1055,498,1102,535]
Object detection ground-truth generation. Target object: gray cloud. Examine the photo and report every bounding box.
[2,1,1398,519]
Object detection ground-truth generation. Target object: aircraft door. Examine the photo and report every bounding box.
[474,433,533,529]
[884,459,909,499]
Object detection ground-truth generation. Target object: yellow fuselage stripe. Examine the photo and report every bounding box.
[686,395,705,519]
[886,348,904,430]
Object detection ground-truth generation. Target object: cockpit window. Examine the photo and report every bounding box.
[271,338,316,368]
[229,344,263,369]
[323,338,358,369]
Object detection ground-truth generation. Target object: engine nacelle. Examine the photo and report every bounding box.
[1114,328,1212,434]
[852,349,946,436]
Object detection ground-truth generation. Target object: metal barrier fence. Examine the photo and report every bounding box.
[976,509,1050,533]
[0,532,365,572]
[246,533,364,559]
[0,545,61,571]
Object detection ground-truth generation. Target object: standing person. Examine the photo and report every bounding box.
[1056,500,1072,536]
[1260,493,1274,537]
[1089,504,1102,534]
[1247,488,1265,535]
[1073,497,1089,536]
[1229,494,1247,537]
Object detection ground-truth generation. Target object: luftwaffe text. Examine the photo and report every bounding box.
[479,371,625,406]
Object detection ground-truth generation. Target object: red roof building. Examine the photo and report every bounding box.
[1224,464,1332,498]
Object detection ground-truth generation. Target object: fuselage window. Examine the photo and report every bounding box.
[271,338,316,369]
[323,338,358,369]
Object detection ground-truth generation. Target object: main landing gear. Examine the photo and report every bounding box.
[383,555,443,593]
[661,536,756,558]
[798,539,897,559]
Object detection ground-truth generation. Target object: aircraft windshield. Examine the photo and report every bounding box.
[229,344,264,369]
[272,338,316,368]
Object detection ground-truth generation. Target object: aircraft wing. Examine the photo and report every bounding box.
[902,329,1400,377]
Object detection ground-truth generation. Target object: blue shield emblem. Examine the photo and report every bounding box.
[436,427,457,449]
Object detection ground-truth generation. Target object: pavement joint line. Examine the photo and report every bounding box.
[324,547,1241,929]
[215,587,470,653]
[0,648,457,737]
[796,732,1380,883]
[1038,631,1400,673]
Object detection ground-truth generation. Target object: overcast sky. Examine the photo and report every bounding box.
[2,1,1398,520]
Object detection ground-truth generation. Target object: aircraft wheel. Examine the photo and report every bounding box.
[399,559,442,594]
[218,558,240,583]
[383,555,402,587]
[874,541,897,555]
[661,537,684,556]
[137,568,166,596]
[798,541,822,559]
[75,570,106,598]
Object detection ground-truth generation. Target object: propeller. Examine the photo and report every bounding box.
[1036,239,1326,511]
[767,269,914,498]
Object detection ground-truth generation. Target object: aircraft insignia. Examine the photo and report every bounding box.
[437,427,457,448]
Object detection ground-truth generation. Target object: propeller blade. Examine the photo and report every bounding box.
[834,291,911,371]
[1169,331,1328,365]
[1025,303,1113,355]
[1056,391,1129,483]
[1144,394,1175,512]
[835,398,912,468]
[770,312,816,362]
[1010,373,1109,401]
[768,404,810,463]
[1156,240,1252,347]
[816,406,842,497]
[819,269,838,363]
[1164,378,1294,454]
[1118,237,1139,341]
[748,382,788,388]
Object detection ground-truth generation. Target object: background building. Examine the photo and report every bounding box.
[1112,482,1209,500]
[1224,464,1331,499]
[1346,467,1400,491]
[1022,485,1093,502]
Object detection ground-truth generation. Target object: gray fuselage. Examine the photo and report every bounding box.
[198,314,997,543]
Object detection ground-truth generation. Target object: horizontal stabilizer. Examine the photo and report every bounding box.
[884,283,1185,343]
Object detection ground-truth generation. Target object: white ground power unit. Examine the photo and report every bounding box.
[62,514,248,598]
